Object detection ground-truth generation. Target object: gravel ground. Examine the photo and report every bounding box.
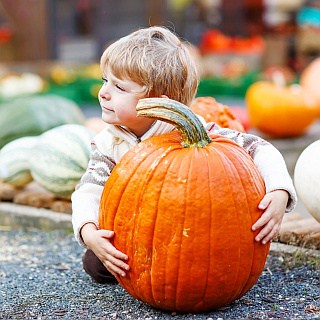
[0,228,319,320]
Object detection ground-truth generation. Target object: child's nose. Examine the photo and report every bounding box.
[99,85,111,100]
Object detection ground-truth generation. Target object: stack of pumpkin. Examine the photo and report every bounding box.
[0,94,95,212]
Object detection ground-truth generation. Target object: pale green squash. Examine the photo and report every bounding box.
[0,136,38,187]
[0,94,86,148]
[29,124,94,199]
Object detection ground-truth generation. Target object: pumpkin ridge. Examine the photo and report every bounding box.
[113,155,152,297]
[110,141,182,302]
[221,144,253,299]
[216,143,268,299]
[224,144,266,301]
[148,147,188,309]
[187,147,212,308]
[208,146,242,305]
[235,146,268,295]
[223,150,251,301]
[201,148,212,305]
[148,161,167,307]
[100,140,173,229]
[99,147,146,298]
[135,145,180,305]
[99,142,153,230]
[173,148,193,311]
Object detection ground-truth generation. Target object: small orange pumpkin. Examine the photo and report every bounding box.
[190,96,245,132]
[245,81,319,137]
[99,98,269,313]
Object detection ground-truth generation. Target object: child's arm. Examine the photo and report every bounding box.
[72,136,130,277]
[250,143,297,243]
[80,222,130,277]
[206,123,297,243]
[71,140,116,246]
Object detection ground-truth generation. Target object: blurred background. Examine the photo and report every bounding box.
[0,0,319,106]
[0,0,317,66]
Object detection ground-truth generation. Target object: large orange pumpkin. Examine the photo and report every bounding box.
[245,81,319,137]
[190,96,245,132]
[99,98,269,313]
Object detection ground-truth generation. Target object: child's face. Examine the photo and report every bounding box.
[98,69,154,137]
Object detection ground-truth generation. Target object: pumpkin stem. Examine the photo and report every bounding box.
[136,98,212,148]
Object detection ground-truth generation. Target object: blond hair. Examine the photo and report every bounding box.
[100,26,199,106]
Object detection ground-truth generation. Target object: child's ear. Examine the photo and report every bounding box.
[160,95,169,99]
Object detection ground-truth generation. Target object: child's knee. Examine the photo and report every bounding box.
[82,249,117,284]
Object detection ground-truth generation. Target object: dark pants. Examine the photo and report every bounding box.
[82,249,117,284]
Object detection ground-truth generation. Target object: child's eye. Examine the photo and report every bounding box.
[102,77,108,84]
[116,84,125,92]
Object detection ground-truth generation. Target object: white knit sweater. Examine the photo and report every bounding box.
[71,120,297,246]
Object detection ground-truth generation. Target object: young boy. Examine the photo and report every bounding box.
[71,26,297,284]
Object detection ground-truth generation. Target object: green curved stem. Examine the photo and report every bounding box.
[136,98,212,148]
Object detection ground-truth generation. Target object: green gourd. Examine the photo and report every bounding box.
[0,94,86,148]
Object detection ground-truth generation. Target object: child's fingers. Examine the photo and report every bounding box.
[104,242,128,261]
[105,263,126,277]
[256,225,279,244]
[254,223,272,243]
[258,194,271,210]
[252,209,270,231]
[103,254,130,277]
[256,228,273,244]
[254,216,280,244]
[99,229,115,239]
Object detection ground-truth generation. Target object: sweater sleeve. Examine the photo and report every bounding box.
[71,141,116,247]
[205,122,297,212]
[252,144,297,212]
[71,183,103,247]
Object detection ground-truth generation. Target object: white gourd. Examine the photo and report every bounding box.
[0,136,39,187]
[29,124,94,199]
[294,140,320,222]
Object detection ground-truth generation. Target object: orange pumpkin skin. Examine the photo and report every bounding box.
[246,81,319,137]
[99,126,268,312]
[190,97,245,132]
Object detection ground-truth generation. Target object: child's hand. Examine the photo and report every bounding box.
[81,223,130,277]
[252,190,289,244]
